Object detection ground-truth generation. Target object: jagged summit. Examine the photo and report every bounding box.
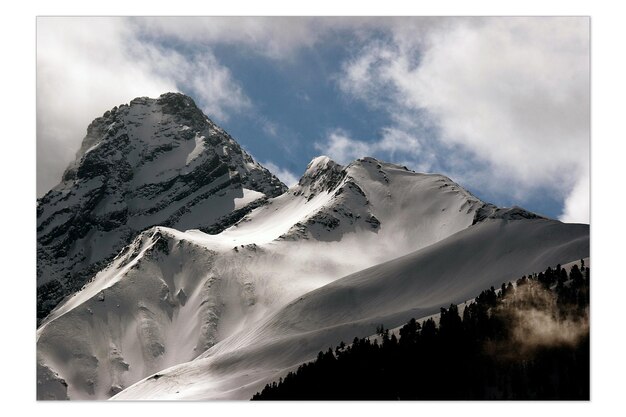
[37,93,287,321]
[303,155,339,176]
[68,93,207,166]
[60,93,281,189]
[294,156,410,197]
[294,155,345,197]
[281,154,547,242]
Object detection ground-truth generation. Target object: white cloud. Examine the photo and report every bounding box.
[261,161,299,187]
[132,17,326,60]
[338,17,590,223]
[314,129,372,164]
[255,116,279,138]
[131,17,456,61]
[377,127,422,157]
[37,17,250,196]
[154,48,251,122]
[560,175,590,224]
[133,16,404,60]
[315,127,432,171]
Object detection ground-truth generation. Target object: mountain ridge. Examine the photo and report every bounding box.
[37,149,501,399]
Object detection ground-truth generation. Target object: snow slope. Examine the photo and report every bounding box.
[113,217,588,400]
[37,155,499,400]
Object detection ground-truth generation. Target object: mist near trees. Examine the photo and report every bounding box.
[252,262,590,400]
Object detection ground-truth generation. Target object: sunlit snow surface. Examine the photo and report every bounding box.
[185,134,206,165]
[36,158,589,400]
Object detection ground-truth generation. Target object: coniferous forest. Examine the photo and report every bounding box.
[252,262,590,400]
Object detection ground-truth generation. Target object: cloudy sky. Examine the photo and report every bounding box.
[36,16,589,223]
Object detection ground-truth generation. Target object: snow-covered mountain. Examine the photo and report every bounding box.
[36,94,589,401]
[37,93,286,321]
[113,219,588,400]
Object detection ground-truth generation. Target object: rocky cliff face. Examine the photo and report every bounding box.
[37,93,286,321]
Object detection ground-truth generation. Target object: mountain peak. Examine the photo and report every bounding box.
[37,93,287,321]
[302,155,341,177]
[133,92,198,109]
[295,156,345,197]
[157,91,195,104]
